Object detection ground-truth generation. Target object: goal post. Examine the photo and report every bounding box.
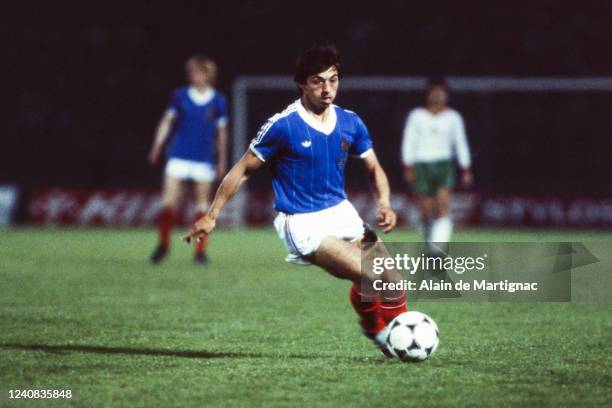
[230,76,612,227]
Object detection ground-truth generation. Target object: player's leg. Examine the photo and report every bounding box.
[193,181,212,263]
[434,187,450,218]
[313,202,407,327]
[311,237,361,281]
[430,187,453,254]
[151,174,184,263]
[416,194,435,243]
[429,160,455,253]
[312,237,387,343]
[275,202,405,354]
[358,232,408,327]
[413,163,435,242]
[313,236,406,335]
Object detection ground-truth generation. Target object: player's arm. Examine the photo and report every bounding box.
[215,124,229,179]
[362,151,397,233]
[148,111,176,165]
[401,111,418,184]
[453,113,473,187]
[182,150,263,242]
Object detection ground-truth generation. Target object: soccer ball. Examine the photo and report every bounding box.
[385,311,439,362]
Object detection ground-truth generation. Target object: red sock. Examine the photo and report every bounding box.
[380,291,408,325]
[194,211,209,254]
[349,283,385,337]
[157,207,175,250]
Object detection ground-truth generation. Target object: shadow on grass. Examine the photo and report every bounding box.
[0,343,387,363]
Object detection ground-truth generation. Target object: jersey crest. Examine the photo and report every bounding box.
[338,137,350,167]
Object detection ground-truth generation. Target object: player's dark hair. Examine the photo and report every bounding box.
[294,45,343,85]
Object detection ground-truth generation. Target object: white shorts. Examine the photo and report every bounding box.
[273,200,365,265]
[165,158,216,183]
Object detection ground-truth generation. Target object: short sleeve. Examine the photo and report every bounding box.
[249,119,285,162]
[401,110,419,166]
[452,111,471,169]
[349,114,374,158]
[215,94,229,128]
[166,90,181,115]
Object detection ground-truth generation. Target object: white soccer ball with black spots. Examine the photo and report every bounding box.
[385,311,439,362]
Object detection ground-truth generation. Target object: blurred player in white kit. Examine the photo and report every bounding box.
[401,77,473,253]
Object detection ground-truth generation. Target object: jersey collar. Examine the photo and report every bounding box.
[188,86,215,106]
[296,99,337,135]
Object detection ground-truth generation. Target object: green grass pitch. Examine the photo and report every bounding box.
[1,227,611,407]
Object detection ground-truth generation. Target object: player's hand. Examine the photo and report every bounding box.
[377,204,397,233]
[148,148,161,166]
[461,170,473,188]
[182,214,216,243]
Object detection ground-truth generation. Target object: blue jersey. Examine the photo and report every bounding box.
[166,86,228,163]
[250,100,373,214]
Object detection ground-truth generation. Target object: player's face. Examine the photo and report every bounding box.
[426,86,449,107]
[187,65,208,88]
[300,66,339,111]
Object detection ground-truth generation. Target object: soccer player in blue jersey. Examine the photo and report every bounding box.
[183,46,406,353]
[148,55,228,265]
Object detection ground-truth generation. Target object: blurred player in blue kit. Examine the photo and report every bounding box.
[401,77,473,254]
[183,46,406,353]
[148,56,228,265]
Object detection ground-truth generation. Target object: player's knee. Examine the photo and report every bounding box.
[435,203,449,218]
[434,208,447,218]
[434,200,449,218]
[315,238,362,281]
[162,196,178,209]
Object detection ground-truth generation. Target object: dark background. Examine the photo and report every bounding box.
[4,0,611,194]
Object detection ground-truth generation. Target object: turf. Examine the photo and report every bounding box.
[0,227,611,407]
